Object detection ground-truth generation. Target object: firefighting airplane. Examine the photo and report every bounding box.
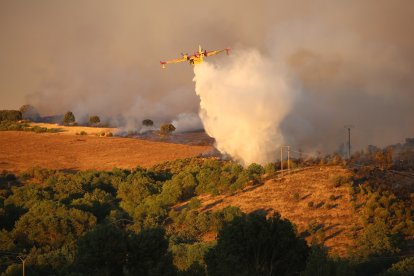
[160,45,231,69]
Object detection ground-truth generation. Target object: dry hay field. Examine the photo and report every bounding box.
[30,122,117,136]
[0,130,212,172]
[194,166,359,256]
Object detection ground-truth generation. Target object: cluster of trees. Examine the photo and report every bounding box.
[0,162,314,275]
[350,138,414,171]
[0,110,22,121]
[62,111,103,127]
[1,156,413,275]
[337,167,414,275]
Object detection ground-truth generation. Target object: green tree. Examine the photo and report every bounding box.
[126,228,176,275]
[117,172,158,216]
[19,104,40,121]
[13,201,96,249]
[354,220,400,259]
[301,246,355,276]
[160,123,176,135]
[89,115,100,125]
[142,119,154,127]
[385,257,414,275]
[73,223,127,275]
[206,212,309,276]
[63,111,75,125]
[0,110,22,121]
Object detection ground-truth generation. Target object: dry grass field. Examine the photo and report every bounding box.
[0,131,212,172]
[29,122,117,136]
[193,166,359,256]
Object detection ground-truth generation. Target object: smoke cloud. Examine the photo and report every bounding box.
[194,50,296,165]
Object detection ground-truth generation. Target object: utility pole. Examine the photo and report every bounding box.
[17,255,26,276]
[287,146,291,173]
[280,147,283,176]
[280,146,291,176]
[344,125,354,159]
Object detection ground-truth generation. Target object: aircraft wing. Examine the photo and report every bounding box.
[160,57,187,68]
[205,47,231,57]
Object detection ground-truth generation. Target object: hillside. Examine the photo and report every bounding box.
[0,131,212,172]
[190,166,360,256]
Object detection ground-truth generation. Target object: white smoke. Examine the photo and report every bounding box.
[193,49,297,165]
[171,113,203,133]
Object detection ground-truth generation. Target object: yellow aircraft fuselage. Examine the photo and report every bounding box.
[160,45,230,69]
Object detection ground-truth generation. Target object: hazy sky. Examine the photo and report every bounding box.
[1,0,413,151]
[1,0,412,109]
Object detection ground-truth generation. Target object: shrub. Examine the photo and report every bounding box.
[32,126,47,133]
[80,131,87,136]
[247,163,265,177]
[264,162,276,174]
[308,201,314,208]
[329,194,336,201]
[106,132,113,137]
[293,192,300,201]
[330,175,350,188]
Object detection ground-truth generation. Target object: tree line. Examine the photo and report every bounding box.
[0,156,413,275]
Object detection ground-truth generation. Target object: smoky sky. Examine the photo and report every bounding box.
[0,0,413,152]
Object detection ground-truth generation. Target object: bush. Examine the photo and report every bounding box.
[32,126,47,133]
[264,162,276,174]
[247,163,265,177]
[308,201,314,208]
[293,192,300,201]
[330,175,350,188]
[80,131,87,136]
